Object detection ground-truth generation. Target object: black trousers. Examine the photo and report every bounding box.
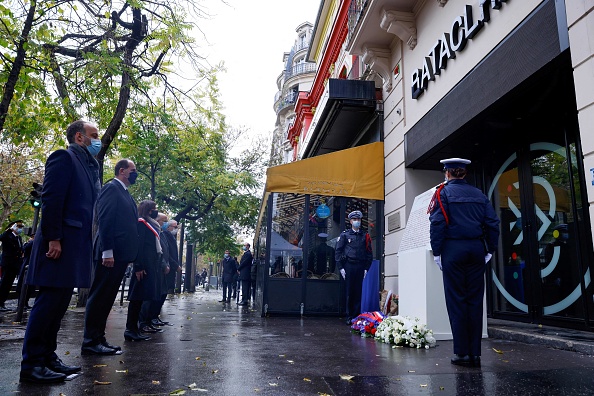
[442,239,486,357]
[240,279,251,303]
[0,265,19,305]
[21,286,73,370]
[126,299,142,332]
[344,261,365,319]
[222,281,232,301]
[83,260,128,346]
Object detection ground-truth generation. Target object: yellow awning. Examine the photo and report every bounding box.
[265,142,384,200]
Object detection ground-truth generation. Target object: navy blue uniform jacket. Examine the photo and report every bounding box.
[335,229,373,271]
[429,179,500,256]
[221,257,238,283]
[27,148,98,288]
[0,230,23,270]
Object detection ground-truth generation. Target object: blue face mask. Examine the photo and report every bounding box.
[224,253,229,258]
[85,136,101,156]
[161,222,169,231]
[352,220,361,228]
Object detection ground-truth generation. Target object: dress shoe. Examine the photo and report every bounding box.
[218,299,226,302]
[101,340,121,351]
[81,343,118,356]
[152,318,172,326]
[451,354,473,366]
[150,324,164,333]
[20,366,66,383]
[46,358,81,375]
[124,329,151,341]
[470,355,481,367]
[140,325,157,334]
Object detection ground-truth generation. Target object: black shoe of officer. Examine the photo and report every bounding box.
[470,355,481,367]
[451,354,473,366]
[20,367,66,383]
[140,325,157,334]
[46,357,81,375]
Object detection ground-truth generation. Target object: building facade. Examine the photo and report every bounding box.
[264,0,594,331]
[270,22,316,167]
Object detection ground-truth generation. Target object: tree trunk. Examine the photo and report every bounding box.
[0,0,37,132]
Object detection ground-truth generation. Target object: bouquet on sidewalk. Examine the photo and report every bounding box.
[374,315,436,349]
[350,311,385,337]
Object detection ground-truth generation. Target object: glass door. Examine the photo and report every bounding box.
[488,138,593,325]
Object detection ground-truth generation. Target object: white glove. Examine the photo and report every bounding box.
[484,253,493,264]
[340,269,346,279]
[434,256,442,270]
[363,270,367,279]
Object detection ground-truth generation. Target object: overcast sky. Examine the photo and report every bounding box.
[198,0,321,141]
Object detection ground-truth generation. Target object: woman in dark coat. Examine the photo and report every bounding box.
[124,200,161,341]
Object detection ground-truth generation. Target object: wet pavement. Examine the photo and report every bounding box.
[1,289,594,395]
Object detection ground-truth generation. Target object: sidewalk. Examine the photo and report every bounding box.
[1,288,594,395]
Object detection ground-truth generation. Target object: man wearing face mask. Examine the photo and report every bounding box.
[82,159,139,356]
[335,210,373,325]
[219,250,237,304]
[0,220,25,312]
[21,121,101,383]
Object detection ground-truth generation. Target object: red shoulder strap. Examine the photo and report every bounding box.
[427,184,450,225]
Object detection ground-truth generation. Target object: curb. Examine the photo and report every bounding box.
[488,326,594,355]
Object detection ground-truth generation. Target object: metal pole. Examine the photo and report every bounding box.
[176,220,184,293]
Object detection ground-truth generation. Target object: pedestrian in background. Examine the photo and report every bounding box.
[15,232,36,309]
[82,159,139,355]
[21,120,101,383]
[0,220,25,311]
[237,243,252,306]
[335,210,373,325]
[218,250,237,304]
[429,158,500,367]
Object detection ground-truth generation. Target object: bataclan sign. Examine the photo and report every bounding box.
[411,0,508,100]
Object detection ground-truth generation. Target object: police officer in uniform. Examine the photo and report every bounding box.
[335,210,373,325]
[428,158,500,367]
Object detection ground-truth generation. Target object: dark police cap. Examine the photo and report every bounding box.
[348,210,363,220]
[440,158,471,169]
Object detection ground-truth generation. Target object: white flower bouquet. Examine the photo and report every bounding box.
[374,315,437,349]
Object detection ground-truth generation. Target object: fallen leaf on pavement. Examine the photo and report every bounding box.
[303,378,311,382]
[408,370,415,373]
[169,389,186,395]
[152,380,161,385]
[269,383,278,386]
[93,380,112,385]
[440,386,445,390]
[420,384,428,387]
[339,374,354,381]
[278,354,285,357]
[212,369,218,374]
[195,357,201,360]
[492,348,504,354]
[115,370,128,373]
[65,351,70,355]
[93,364,108,368]
[287,360,294,364]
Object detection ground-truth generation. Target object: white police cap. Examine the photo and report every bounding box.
[440,158,471,169]
[348,210,363,219]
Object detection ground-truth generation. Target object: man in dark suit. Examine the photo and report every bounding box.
[81,159,139,355]
[151,219,179,327]
[237,243,253,306]
[20,120,101,383]
[219,250,237,304]
[0,220,25,311]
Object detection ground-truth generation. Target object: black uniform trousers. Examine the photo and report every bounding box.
[21,286,73,369]
[344,260,366,319]
[442,239,486,357]
[0,265,19,305]
[83,260,129,346]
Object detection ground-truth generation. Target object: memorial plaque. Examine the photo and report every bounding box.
[398,186,439,252]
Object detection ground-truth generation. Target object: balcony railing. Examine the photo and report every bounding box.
[274,91,298,113]
[285,62,316,80]
[347,0,369,47]
[293,40,309,52]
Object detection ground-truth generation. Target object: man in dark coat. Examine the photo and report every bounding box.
[429,158,500,367]
[335,210,373,325]
[20,120,101,383]
[237,243,253,306]
[0,220,25,311]
[219,250,237,304]
[81,159,139,355]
